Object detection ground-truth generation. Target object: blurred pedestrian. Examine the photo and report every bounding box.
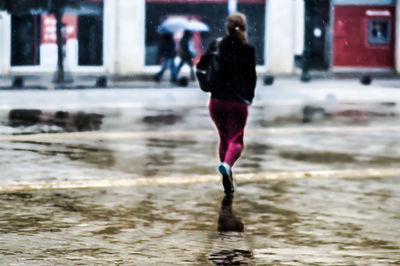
[154,33,177,83]
[208,12,257,194]
[176,30,196,81]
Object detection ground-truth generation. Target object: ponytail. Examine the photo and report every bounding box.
[226,12,248,44]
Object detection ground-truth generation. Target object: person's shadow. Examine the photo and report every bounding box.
[208,194,252,265]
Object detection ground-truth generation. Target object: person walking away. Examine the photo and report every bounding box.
[154,33,177,83]
[208,12,257,194]
[176,30,196,81]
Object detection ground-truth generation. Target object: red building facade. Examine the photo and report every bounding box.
[333,2,395,69]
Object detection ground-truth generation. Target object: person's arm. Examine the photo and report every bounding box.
[206,40,218,53]
[249,46,257,91]
[245,46,257,103]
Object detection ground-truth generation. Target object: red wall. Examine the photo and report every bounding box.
[333,5,395,68]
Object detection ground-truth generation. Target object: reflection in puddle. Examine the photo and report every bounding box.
[8,140,115,169]
[279,149,400,166]
[279,150,356,163]
[6,109,104,133]
[0,179,399,264]
[302,101,397,124]
[218,194,244,233]
[142,108,184,126]
[142,113,183,126]
[209,249,252,265]
[209,194,253,265]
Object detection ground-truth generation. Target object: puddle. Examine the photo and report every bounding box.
[1,99,400,263]
[0,177,399,264]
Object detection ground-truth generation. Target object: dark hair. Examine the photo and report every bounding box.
[226,12,248,44]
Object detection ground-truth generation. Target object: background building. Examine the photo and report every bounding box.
[0,0,399,77]
[0,0,104,75]
[268,0,399,75]
[333,0,395,70]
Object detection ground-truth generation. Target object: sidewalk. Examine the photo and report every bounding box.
[0,73,200,90]
[1,72,400,93]
[1,73,400,113]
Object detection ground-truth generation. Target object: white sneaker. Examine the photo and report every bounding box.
[218,162,234,194]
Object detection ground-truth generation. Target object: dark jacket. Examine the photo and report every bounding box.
[179,30,193,61]
[210,35,257,104]
[158,33,176,59]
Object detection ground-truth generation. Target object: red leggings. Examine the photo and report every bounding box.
[209,98,248,167]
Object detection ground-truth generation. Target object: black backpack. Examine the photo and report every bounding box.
[196,38,222,92]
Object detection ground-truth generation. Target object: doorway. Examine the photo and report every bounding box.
[305,0,331,70]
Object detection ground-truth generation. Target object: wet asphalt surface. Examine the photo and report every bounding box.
[1,87,400,264]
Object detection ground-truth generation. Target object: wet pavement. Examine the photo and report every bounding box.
[1,177,399,265]
[2,126,400,185]
[1,79,400,264]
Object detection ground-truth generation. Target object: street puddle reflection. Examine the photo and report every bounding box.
[0,179,399,264]
[209,194,253,265]
[142,112,183,126]
[217,194,244,233]
[4,109,104,134]
[9,140,115,169]
[278,149,400,167]
[209,249,252,265]
[302,101,397,124]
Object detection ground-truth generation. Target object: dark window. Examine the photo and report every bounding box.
[11,15,41,66]
[77,1,104,66]
[369,20,391,45]
[78,15,103,66]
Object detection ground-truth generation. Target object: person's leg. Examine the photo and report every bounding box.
[222,102,248,167]
[175,58,184,78]
[210,99,247,193]
[224,130,245,166]
[167,58,177,82]
[187,59,195,81]
[209,98,229,162]
[154,58,168,81]
[218,135,229,163]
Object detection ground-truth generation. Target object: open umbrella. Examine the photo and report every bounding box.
[185,20,210,32]
[157,17,189,33]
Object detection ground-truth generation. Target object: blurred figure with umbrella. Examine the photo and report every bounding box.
[154,17,190,83]
[176,30,196,81]
[176,20,209,81]
[155,17,209,83]
[154,32,177,83]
